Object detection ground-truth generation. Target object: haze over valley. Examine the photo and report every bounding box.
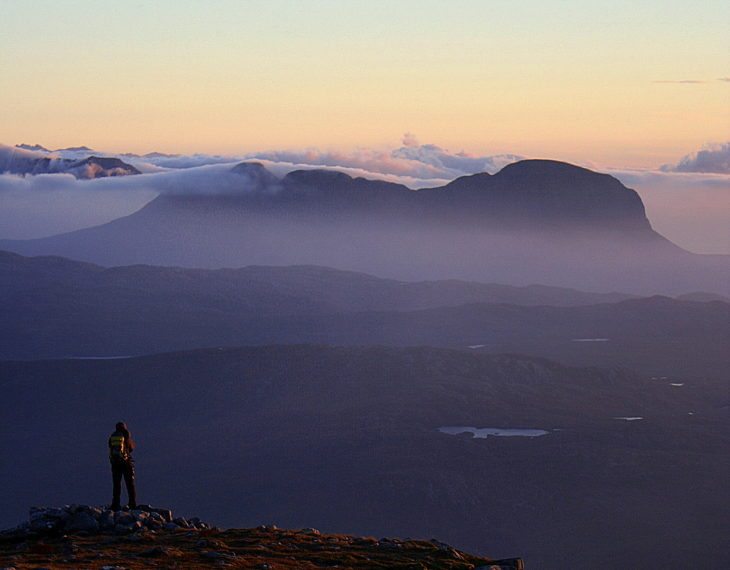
[1,2,728,568]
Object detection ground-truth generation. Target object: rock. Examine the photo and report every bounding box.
[138,546,168,557]
[147,507,173,522]
[29,517,58,533]
[65,511,99,533]
[114,522,140,535]
[144,518,163,529]
[475,559,525,570]
[302,527,321,536]
[163,522,179,531]
[173,517,190,528]
[257,524,277,531]
[200,550,236,560]
[87,506,103,518]
[115,512,135,525]
[99,510,116,530]
[125,532,146,542]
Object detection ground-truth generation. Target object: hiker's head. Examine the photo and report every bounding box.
[116,421,127,432]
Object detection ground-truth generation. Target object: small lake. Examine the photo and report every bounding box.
[438,426,550,438]
[64,356,133,360]
[613,416,644,421]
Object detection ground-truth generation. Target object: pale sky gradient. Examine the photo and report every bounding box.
[1,0,728,168]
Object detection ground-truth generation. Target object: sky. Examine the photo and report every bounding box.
[1,0,728,168]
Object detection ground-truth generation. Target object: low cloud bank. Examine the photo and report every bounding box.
[1,139,728,253]
[661,142,730,174]
[248,134,523,181]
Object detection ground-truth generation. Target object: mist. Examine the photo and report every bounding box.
[1,140,729,255]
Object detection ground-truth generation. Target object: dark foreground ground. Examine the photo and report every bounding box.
[0,525,520,570]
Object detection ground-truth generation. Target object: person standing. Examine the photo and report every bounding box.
[108,421,137,510]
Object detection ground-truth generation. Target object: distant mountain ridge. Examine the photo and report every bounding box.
[220,159,655,231]
[1,250,727,379]
[0,144,140,178]
[1,159,727,294]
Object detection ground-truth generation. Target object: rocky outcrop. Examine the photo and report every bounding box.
[2,504,212,539]
[0,505,524,569]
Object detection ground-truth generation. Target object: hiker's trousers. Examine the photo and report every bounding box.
[111,460,137,510]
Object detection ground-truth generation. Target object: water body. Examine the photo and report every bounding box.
[438,426,550,438]
[64,356,133,360]
[613,416,644,421]
[467,344,486,349]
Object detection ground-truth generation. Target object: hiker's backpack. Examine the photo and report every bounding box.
[109,434,128,463]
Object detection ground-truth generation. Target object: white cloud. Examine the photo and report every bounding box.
[246,134,524,181]
[661,142,730,174]
[1,139,729,254]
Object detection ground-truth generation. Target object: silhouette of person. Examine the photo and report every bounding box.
[108,421,137,510]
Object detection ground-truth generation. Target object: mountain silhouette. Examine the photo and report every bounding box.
[1,160,726,294]
[0,146,140,178]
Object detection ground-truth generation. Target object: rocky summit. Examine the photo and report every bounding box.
[0,505,524,569]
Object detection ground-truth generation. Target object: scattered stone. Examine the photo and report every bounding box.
[200,550,236,560]
[99,510,116,530]
[301,527,321,535]
[138,545,169,557]
[2,507,516,568]
[65,511,99,533]
[475,559,525,570]
[115,512,135,525]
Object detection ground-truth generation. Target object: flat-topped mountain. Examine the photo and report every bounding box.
[1,160,727,294]
[224,159,654,231]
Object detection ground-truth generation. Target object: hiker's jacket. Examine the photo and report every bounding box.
[108,430,133,464]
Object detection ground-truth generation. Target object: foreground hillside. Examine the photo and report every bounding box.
[1,505,521,569]
[1,346,727,569]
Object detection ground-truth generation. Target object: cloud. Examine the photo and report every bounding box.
[2,139,729,254]
[0,173,157,239]
[402,132,419,147]
[661,142,730,174]
[248,134,524,182]
[718,77,730,82]
[0,163,277,239]
[5,135,524,183]
[652,79,707,84]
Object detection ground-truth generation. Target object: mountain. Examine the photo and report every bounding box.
[1,346,727,569]
[677,291,730,303]
[15,143,51,152]
[0,145,140,178]
[1,160,727,294]
[0,250,726,377]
